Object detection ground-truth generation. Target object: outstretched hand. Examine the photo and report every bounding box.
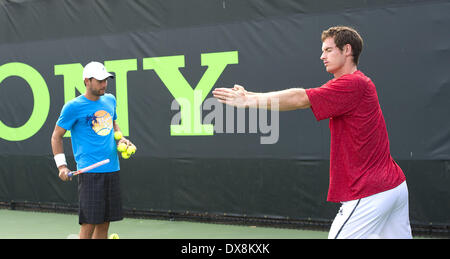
[212,84,249,108]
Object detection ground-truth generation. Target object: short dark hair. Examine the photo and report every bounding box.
[321,26,363,65]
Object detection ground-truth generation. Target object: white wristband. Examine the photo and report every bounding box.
[54,153,67,168]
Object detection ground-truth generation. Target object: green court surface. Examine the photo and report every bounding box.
[0,209,328,239]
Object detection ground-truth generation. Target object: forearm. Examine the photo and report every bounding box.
[51,129,69,173]
[113,121,136,150]
[113,121,121,133]
[113,121,128,142]
[246,88,311,111]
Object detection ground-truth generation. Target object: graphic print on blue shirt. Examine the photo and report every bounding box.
[86,110,113,136]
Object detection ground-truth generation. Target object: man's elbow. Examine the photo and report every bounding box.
[51,131,62,145]
[51,126,66,143]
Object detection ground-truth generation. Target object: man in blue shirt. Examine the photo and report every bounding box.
[51,61,135,239]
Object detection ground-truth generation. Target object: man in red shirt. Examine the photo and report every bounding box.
[213,26,412,239]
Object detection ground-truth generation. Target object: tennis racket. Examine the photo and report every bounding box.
[67,159,110,177]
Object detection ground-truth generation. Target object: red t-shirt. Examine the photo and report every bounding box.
[305,70,405,202]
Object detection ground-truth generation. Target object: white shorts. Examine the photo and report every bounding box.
[328,181,412,239]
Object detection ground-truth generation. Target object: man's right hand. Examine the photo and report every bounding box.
[212,84,249,108]
[58,166,72,181]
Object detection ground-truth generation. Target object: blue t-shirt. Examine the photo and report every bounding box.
[56,94,120,173]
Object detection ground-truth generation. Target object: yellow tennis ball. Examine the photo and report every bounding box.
[126,145,136,155]
[121,151,131,159]
[109,233,119,239]
[117,142,127,152]
[114,131,123,140]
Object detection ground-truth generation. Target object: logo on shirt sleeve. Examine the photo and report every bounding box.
[86,110,113,136]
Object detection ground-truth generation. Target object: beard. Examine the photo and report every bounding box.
[92,88,106,96]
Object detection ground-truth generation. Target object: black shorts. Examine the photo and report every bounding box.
[78,172,123,225]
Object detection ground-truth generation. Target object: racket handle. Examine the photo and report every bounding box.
[67,172,74,177]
